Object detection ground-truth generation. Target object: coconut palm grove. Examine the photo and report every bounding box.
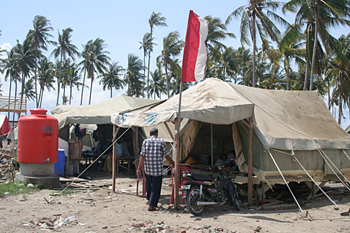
[1,1,350,125]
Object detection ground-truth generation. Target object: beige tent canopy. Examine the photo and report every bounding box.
[111,78,350,186]
[51,95,160,130]
[51,95,175,159]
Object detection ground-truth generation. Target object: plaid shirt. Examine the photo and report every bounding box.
[141,135,169,176]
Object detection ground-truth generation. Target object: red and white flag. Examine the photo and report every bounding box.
[181,10,208,82]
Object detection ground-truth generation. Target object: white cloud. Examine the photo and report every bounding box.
[0,43,12,52]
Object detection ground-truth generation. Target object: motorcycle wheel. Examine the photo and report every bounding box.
[185,186,206,216]
[228,184,241,211]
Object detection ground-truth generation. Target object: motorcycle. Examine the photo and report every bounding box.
[181,160,240,216]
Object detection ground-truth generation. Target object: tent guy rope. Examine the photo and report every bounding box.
[291,149,340,209]
[59,126,132,193]
[317,149,350,191]
[267,149,304,214]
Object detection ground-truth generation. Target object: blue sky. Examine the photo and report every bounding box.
[1,0,350,127]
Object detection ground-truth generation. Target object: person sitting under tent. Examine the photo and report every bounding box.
[227,150,239,171]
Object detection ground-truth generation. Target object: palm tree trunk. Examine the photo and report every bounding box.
[286,68,290,91]
[328,80,331,110]
[252,13,256,87]
[110,88,113,98]
[20,73,25,110]
[80,68,87,105]
[56,53,63,106]
[8,77,12,119]
[38,86,43,107]
[309,7,318,91]
[34,47,38,107]
[147,28,153,99]
[165,63,170,98]
[69,84,73,105]
[89,76,94,105]
[40,88,44,107]
[143,53,147,98]
[338,91,342,124]
[12,80,18,125]
[62,85,66,104]
[303,62,309,91]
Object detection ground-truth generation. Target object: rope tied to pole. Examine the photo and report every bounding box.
[292,149,340,210]
[59,126,132,194]
[318,148,350,191]
[266,149,304,214]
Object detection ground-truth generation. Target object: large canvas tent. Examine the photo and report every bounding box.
[51,95,160,130]
[111,78,350,187]
[51,95,174,160]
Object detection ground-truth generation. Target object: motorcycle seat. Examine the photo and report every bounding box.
[190,173,215,181]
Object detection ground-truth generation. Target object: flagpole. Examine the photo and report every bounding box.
[174,81,183,210]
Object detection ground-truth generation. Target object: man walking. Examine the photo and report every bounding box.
[137,127,175,211]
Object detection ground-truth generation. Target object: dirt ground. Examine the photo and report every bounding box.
[0,169,350,233]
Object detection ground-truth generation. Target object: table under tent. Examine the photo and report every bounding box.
[51,95,173,177]
[111,78,350,207]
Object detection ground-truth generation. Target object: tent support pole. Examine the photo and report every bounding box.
[211,124,214,166]
[112,125,120,193]
[174,118,180,210]
[174,82,184,210]
[248,117,253,206]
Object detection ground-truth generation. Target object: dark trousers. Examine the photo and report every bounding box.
[145,174,163,208]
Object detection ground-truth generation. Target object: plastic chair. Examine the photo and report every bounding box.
[134,159,146,197]
[170,165,191,205]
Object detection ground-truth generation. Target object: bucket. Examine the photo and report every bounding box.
[54,149,65,177]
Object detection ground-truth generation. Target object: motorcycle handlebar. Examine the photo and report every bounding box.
[207,160,233,171]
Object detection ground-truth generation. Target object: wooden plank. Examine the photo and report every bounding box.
[261,203,298,211]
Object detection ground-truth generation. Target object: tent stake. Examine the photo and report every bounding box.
[248,117,253,206]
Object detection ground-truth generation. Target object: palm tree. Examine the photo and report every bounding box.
[326,34,350,124]
[283,0,350,91]
[79,41,92,105]
[84,38,110,104]
[99,62,124,98]
[3,48,21,119]
[60,59,72,105]
[205,15,235,76]
[125,54,145,97]
[149,69,166,99]
[226,0,289,87]
[147,12,167,98]
[52,28,79,105]
[260,64,285,89]
[13,39,35,106]
[66,63,82,105]
[37,57,55,107]
[275,25,305,90]
[26,15,53,107]
[20,78,36,102]
[139,32,154,97]
[236,47,253,86]
[160,31,184,98]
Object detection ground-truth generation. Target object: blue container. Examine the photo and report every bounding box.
[54,149,65,177]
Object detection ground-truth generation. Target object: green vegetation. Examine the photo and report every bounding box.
[1,1,350,125]
[0,182,39,197]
